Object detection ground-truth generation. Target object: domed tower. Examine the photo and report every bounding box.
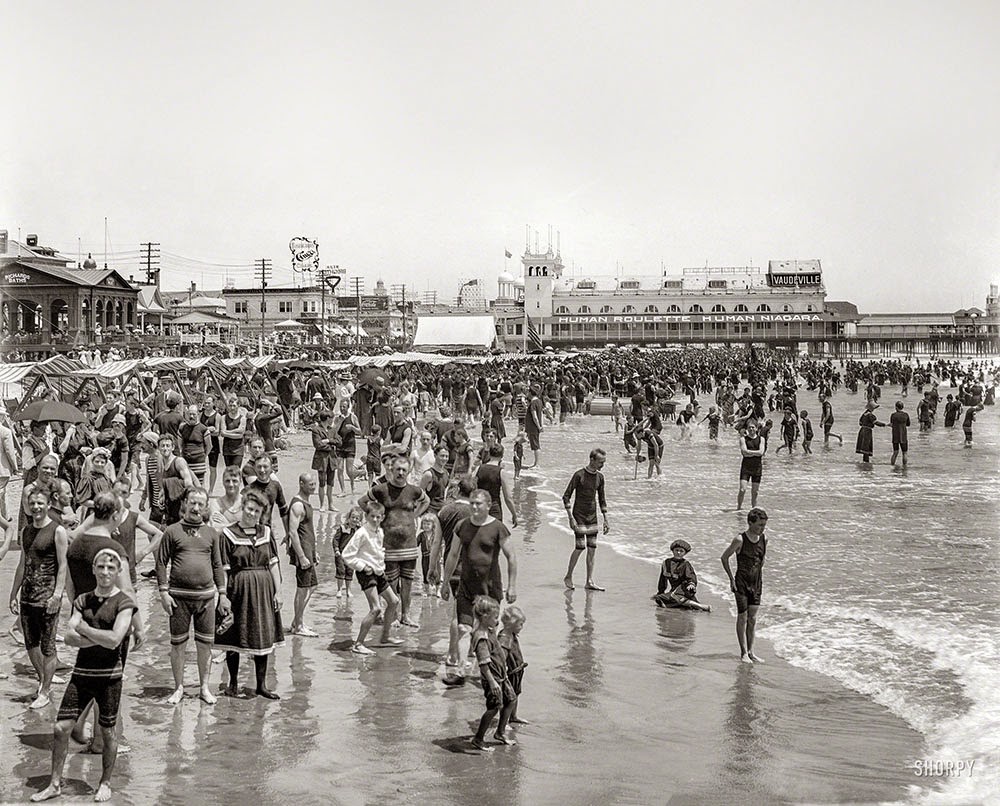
[497,271,515,302]
[82,253,97,270]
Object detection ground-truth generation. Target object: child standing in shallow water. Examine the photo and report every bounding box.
[499,606,529,731]
[470,596,514,751]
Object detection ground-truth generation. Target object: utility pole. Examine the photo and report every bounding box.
[256,258,272,357]
[140,242,160,286]
[320,266,342,350]
[391,283,408,347]
[350,277,364,350]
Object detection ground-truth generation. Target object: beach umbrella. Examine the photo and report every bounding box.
[287,359,313,370]
[16,400,88,424]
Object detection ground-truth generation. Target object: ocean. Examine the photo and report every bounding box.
[528,384,999,805]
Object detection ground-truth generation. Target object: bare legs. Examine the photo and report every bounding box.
[27,646,57,709]
[565,546,603,591]
[736,605,763,663]
[168,640,215,705]
[31,720,117,802]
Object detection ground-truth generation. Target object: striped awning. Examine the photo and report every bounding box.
[0,362,37,384]
[70,359,142,378]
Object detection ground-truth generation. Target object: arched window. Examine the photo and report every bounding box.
[644,305,658,314]
[689,304,703,313]
[734,304,749,312]
[622,305,636,314]
[782,304,793,312]
[756,304,771,312]
[600,305,613,314]
[711,304,726,313]
[666,304,681,313]
[555,305,570,314]
[578,305,591,314]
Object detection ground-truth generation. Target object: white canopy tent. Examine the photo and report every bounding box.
[412,315,496,353]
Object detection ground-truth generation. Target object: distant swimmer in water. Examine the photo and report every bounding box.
[889,401,910,467]
[721,508,768,664]
[699,406,721,441]
[652,540,711,612]
[737,421,765,511]
[819,394,843,446]
[962,403,984,447]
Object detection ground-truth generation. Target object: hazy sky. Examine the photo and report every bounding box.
[3,1,998,312]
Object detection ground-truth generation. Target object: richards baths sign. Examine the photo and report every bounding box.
[555,312,825,325]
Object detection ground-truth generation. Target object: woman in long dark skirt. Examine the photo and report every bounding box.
[215,489,284,699]
[855,402,886,463]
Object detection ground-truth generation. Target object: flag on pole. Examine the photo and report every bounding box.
[505,249,513,259]
[526,314,543,351]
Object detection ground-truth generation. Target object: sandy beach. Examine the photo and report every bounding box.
[0,425,929,805]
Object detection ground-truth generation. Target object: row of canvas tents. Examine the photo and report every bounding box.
[1,351,528,412]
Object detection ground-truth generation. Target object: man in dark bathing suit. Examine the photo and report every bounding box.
[561,448,610,591]
[721,508,768,664]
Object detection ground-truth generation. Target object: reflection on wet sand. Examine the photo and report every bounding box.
[558,590,601,708]
[722,665,770,795]
[654,607,697,655]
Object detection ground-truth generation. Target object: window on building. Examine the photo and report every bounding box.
[734,304,749,312]
[260,301,266,313]
[278,301,293,314]
[622,305,636,314]
[667,304,681,313]
[807,304,816,312]
[555,305,570,314]
[757,304,771,312]
[600,305,613,314]
[644,305,658,314]
[578,305,591,314]
[689,304,703,313]
[234,301,248,315]
[711,304,726,313]
[782,304,793,312]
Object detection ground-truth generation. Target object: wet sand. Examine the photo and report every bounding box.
[0,433,925,805]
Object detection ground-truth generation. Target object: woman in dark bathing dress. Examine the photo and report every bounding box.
[215,490,284,699]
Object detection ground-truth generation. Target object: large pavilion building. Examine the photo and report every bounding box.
[518,247,856,351]
[0,235,139,353]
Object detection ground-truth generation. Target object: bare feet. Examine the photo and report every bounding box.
[199,687,217,705]
[563,576,575,590]
[292,625,319,637]
[740,653,754,664]
[375,637,404,647]
[30,783,61,802]
[255,688,280,700]
[94,783,112,802]
[509,716,530,725]
[747,652,764,663]
[471,739,494,752]
[493,732,516,745]
[399,617,420,629]
[223,685,247,699]
[166,687,184,705]
[28,692,51,710]
[352,643,375,655]
[584,582,606,592]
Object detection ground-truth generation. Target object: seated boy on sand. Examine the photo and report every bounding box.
[653,540,711,612]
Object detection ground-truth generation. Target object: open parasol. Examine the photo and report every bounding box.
[17,400,88,424]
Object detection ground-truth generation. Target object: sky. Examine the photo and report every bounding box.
[3,1,999,312]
